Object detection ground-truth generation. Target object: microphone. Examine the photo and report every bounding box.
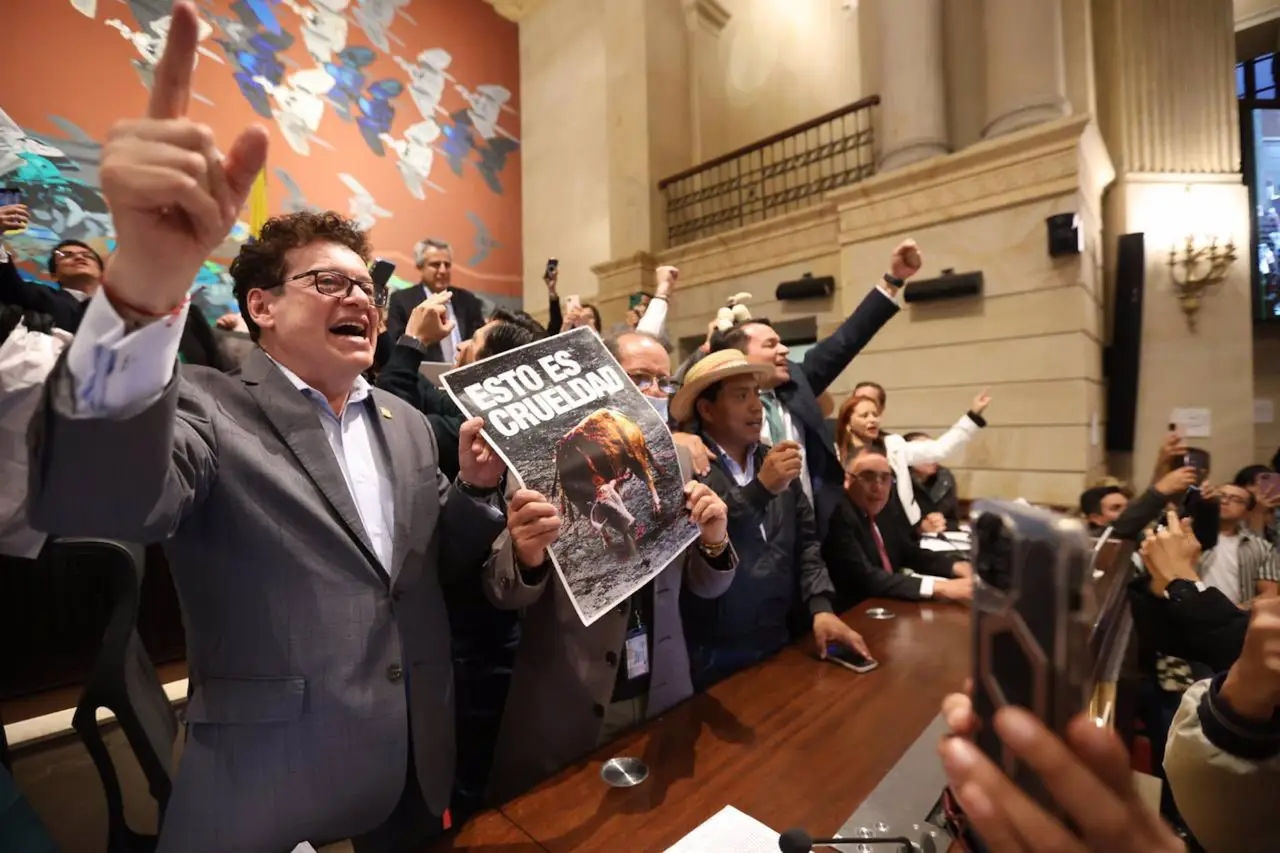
[778,827,938,853]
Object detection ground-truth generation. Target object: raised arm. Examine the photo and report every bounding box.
[24,2,266,538]
[799,240,920,396]
[898,391,991,467]
[28,295,218,542]
[636,265,677,338]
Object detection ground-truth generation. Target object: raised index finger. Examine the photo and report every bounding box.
[147,2,201,120]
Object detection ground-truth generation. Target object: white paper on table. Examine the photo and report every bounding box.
[1171,407,1212,438]
[1255,399,1275,424]
[290,844,317,853]
[665,805,780,852]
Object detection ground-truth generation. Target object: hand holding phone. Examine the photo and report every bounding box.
[967,501,1093,818]
[544,257,558,283]
[1258,471,1280,503]
[565,294,581,313]
[825,644,878,673]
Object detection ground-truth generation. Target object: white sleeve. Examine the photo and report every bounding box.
[636,296,669,337]
[898,415,981,466]
[64,291,188,419]
[918,576,936,598]
[876,283,903,305]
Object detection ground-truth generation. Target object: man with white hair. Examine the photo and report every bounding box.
[386,237,485,363]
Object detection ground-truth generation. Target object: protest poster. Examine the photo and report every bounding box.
[441,326,698,626]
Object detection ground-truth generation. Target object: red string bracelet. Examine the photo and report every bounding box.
[101,279,190,325]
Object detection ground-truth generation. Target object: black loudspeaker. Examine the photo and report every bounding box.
[1105,233,1145,453]
[902,269,984,304]
[776,273,836,301]
[1047,213,1083,257]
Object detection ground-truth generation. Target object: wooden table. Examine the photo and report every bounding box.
[430,601,970,852]
[434,810,542,851]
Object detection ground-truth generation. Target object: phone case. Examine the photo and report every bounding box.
[968,500,1093,819]
[826,655,878,674]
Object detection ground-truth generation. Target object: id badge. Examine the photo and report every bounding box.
[624,629,649,679]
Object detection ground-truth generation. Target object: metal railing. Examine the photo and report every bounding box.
[658,95,879,247]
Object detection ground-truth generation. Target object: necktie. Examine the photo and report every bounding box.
[870,520,894,574]
[760,391,785,446]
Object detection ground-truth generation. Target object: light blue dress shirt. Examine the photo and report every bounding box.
[267,359,396,570]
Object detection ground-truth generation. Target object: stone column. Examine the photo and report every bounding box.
[875,0,949,171]
[982,0,1070,139]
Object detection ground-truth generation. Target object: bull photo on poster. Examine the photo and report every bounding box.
[441,327,698,626]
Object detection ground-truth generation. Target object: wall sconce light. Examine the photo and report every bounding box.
[1167,234,1236,331]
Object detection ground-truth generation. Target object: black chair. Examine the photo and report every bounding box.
[56,539,178,853]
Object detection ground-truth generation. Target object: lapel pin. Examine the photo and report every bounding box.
[380,406,393,420]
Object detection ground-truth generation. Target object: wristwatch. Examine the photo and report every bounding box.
[1164,579,1207,601]
[455,477,499,499]
[883,272,906,288]
[397,334,430,355]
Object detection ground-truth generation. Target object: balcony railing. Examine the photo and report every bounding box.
[658,95,879,247]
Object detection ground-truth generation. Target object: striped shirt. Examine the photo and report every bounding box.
[1198,526,1280,605]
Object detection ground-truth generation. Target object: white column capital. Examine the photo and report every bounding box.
[876,0,949,171]
[683,0,732,34]
[981,0,1071,139]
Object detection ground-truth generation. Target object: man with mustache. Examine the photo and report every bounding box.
[25,6,507,851]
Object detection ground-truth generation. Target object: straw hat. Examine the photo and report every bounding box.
[669,349,772,425]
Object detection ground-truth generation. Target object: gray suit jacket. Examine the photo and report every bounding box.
[482,448,736,803]
[26,349,506,853]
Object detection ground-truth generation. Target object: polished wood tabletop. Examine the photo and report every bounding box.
[432,601,970,852]
[434,810,541,852]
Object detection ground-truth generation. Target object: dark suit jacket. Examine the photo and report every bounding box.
[386,284,486,362]
[0,260,227,370]
[914,467,961,530]
[26,348,506,851]
[770,287,899,539]
[1128,579,1247,674]
[823,493,960,610]
[481,448,736,803]
[684,443,836,655]
[376,341,465,480]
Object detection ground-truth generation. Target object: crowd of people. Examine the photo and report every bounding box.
[1,6,1278,853]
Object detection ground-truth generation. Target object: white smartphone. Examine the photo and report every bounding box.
[565,294,582,313]
[418,362,452,385]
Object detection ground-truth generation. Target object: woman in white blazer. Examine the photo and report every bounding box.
[835,388,992,526]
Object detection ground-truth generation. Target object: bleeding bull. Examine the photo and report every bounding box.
[550,408,663,557]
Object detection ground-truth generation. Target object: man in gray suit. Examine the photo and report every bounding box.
[26,8,507,851]
[482,331,738,802]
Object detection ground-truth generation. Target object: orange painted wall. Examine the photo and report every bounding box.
[0,0,521,318]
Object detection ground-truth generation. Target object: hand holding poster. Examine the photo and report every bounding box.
[441,327,698,626]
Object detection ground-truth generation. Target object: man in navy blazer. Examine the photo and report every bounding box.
[708,240,922,538]
[385,238,486,364]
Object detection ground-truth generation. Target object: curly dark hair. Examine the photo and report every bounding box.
[230,211,373,341]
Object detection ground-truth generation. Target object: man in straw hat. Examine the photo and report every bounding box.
[669,349,870,690]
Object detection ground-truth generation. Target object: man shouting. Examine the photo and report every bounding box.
[26,5,507,851]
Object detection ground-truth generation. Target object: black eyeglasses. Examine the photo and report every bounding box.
[851,471,894,487]
[628,372,679,395]
[285,269,388,308]
[54,249,97,261]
